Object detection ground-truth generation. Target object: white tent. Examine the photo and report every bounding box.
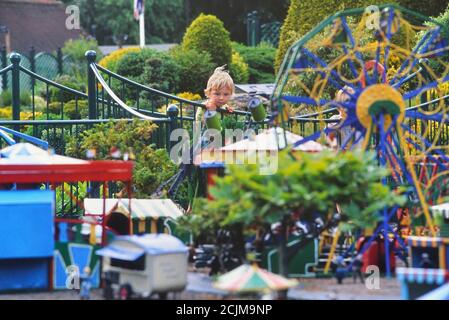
[196,127,326,165]
[220,127,325,152]
[83,198,185,220]
[0,143,87,165]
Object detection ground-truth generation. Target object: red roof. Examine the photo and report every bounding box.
[0,160,134,183]
[0,0,83,53]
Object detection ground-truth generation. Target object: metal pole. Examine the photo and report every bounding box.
[29,46,35,88]
[57,47,63,75]
[139,10,145,48]
[1,46,7,90]
[10,52,21,130]
[86,50,97,120]
[253,11,260,46]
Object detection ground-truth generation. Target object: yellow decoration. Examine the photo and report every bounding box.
[356,84,405,130]
[151,218,158,234]
[138,220,146,233]
[89,224,96,245]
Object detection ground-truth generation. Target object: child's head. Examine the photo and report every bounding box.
[204,66,234,107]
[335,85,355,119]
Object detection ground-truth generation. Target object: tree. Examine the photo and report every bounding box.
[396,0,449,18]
[184,0,290,43]
[60,0,186,45]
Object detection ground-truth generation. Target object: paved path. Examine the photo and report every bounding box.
[0,272,402,300]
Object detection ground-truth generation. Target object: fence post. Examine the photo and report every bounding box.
[167,104,179,151]
[253,11,260,46]
[86,50,97,120]
[29,46,35,88]
[246,12,254,46]
[10,52,21,130]
[1,46,7,90]
[246,11,260,46]
[57,47,63,75]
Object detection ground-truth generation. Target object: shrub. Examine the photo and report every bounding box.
[415,5,449,77]
[229,51,249,84]
[158,92,203,115]
[232,42,276,83]
[0,90,32,107]
[0,91,12,107]
[275,0,393,72]
[45,100,88,119]
[115,49,157,79]
[0,106,42,120]
[140,54,180,94]
[396,0,449,18]
[64,100,89,119]
[49,75,86,103]
[170,47,215,94]
[115,49,181,103]
[275,0,301,73]
[62,36,103,64]
[65,120,187,201]
[181,14,232,67]
[98,47,141,73]
[66,120,158,160]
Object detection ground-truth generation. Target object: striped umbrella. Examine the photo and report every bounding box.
[213,263,298,293]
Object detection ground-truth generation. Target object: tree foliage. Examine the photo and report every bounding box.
[180,149,406,239]
[60,0,186,45]
[181,14,232,67]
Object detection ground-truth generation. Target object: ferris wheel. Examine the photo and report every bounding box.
[272,4,449,273]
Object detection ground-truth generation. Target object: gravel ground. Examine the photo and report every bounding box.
[0,273,401,300]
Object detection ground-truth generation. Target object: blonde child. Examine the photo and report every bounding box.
[327,85,362,149]
[196,66,234,123]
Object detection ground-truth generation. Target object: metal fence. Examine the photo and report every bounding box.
[1,46,73,92]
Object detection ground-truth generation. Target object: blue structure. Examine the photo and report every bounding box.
[0,190,54,291]
[419,282,449,300]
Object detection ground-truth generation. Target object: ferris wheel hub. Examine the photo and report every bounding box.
[356,84,406,130]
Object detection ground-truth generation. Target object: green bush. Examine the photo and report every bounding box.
[397,0,449,18]
[414,4,449,77]
[49,75,86,103]
[46,99,88,119]
[181,14,232,67]
[275,0,301,73]
[141,54,180,94]
[170,47,215,94]
[64,100,89,119]
[48,101,62,115]
[115,49,159,80]
[229,50,249,84]
[0,91,12,107]
[62,35,103,64]
[275,0,393,72]
[65,120,187,202]
[114,48,181,103]
[0,90,32,107]
[232,42,276,83]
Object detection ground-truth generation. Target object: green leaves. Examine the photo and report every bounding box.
[181,148,406,241]
[181,14,232,67]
